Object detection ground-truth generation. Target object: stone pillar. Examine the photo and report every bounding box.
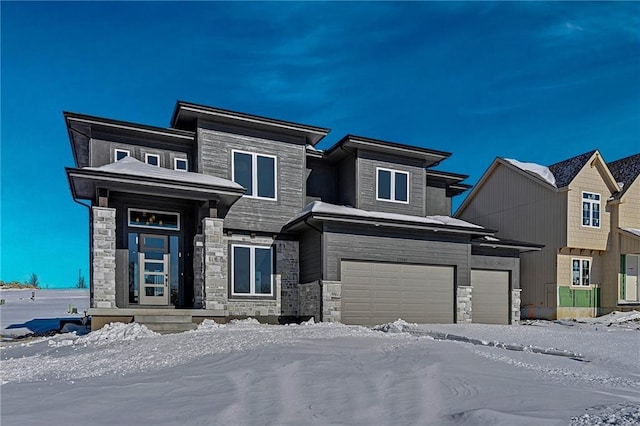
[202,218,226,311]
[276,240,299,317]
[456,286,472,323]
[321,281,342,322]
[193,234,205,309]
[92,207,116,309]
[511,288,522,323]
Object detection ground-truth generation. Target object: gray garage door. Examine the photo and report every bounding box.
[341,261,454,326]
[471,270,510,325]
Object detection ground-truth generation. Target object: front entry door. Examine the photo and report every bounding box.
[139,234,169,305]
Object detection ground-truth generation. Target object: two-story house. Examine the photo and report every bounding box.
[456,150,640,320]
[66,101,541,332]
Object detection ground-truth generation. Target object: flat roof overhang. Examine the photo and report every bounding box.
[323,135,452,167]
[66,168,246,205]
[284,211,496,236]
[472,236,544,253]
[171,101,330,145]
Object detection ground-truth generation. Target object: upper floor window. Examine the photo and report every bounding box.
[232,150,277,200]
[115,149,129,161]
[174,158,188,171]
[145,153,160,167]
[376,168,409,203]
[231,244,273,297]
[582,192,600,228]
[572,258,590,286]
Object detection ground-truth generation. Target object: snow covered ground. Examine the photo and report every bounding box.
[1,291,639,425]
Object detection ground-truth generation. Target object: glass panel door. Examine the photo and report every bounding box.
[139,234,169,305]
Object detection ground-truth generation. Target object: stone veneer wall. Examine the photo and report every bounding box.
[199,217,299,318]
[511,288,522,324]
[193,234,204,309]
[299,281,321,320]
[456,286,472,323]
[321,281,341,322]
[92,207,117,309]
[202,218,226,311]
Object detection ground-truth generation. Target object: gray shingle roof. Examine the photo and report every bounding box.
[607,153,640,199]
[547,150,597,188]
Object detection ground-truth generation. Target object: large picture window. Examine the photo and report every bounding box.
[572,258,590,286]
[232,150,277,200]
[376,167,409,203]
[582,192,600,228]
[231,245,273,296]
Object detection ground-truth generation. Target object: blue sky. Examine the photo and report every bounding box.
[1,2,639,288]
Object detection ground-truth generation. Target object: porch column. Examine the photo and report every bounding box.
[202,217,227,311]
[92,206,116,308]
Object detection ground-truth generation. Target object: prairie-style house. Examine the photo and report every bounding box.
[65,101,540,332]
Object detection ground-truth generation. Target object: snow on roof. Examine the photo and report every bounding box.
[87,156,244,190]
[287,201,484,229]
[505,158,557,187]
[622,228,640,238]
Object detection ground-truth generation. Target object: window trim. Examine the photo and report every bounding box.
[376,167,410,204]
[581,192,601,228]
[128,208,180,231]
[174,157,188,171]
[145,153,161,167]
[231,149,278,201]
[114,149,130,162]
[571,258,591,287]
[230,244,274,297]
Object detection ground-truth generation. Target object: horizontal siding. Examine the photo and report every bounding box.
[299,229,322,283]
[90,138,193,170]
[425,184,449,216]
[357,150,425,216]
[323,223,470,286]
[198,127,306,233]
[619,179,640,229]
[567,164,613,250]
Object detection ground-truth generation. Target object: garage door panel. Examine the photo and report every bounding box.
[341,260,454,325]
[471,270,509,325]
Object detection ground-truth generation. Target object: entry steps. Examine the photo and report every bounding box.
[134,314,197,334]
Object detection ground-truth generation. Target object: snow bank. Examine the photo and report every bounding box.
[505,158,557,187]
[76,322,159,346]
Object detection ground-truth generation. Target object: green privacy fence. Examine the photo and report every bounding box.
[558,286,600,308]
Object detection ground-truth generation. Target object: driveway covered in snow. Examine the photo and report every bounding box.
[1,312,639,425]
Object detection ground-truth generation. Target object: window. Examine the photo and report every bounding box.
[115,149,129,161]
[128,209,180,230]
[231,245,273,296]
[376,168,409,203]
[572,259,590,286]
[582,192,600,228]
[174,158,188,171]
[145,153,160,167]
[232,150,277,199]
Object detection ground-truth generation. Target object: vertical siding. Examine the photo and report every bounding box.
[299,229,322,283]
[322,223,470,287]
[197,126,306,232]
[566,164,613,250]
[425,184,448,216]
[356,150,425,216]
[306,158,337,204]
[458,163,566,309]
[619,179,640,229]
[337,156,357,207]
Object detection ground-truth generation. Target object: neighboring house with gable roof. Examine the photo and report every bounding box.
[65,101,541,332]
[456,150,640,319]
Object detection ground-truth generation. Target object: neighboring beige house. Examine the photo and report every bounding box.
[456,150,640,319]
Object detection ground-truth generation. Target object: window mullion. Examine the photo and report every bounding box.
[252,154,258,197]
[390,171,395,200]
[249,247,255,294]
